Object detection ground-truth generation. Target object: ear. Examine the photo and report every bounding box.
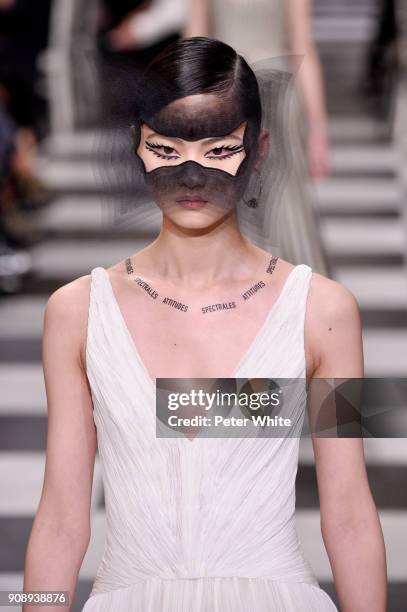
[253,129,270,172]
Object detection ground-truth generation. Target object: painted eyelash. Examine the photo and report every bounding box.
[206,144,244,160]
[212,144,243,151]
[145,141,244,161]
[145,141,178,160]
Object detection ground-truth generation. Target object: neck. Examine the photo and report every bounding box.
[138,211,260,288]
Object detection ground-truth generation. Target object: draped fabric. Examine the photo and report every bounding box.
[82,264,338,611]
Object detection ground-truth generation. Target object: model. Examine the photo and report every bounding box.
[23,37,387,612]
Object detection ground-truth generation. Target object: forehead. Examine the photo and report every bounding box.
[140,121,246,143]
[141,93,246,140]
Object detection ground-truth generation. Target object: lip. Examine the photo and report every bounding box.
[176,196,208,209]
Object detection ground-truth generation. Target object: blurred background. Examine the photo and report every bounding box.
[0,0,406,609]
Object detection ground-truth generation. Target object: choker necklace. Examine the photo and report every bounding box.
[124,255,279,314]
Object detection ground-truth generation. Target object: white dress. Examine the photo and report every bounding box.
[81,264,338,611]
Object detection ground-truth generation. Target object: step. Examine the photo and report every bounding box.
[334,266,407,309]
[0,297,47,339]
[363,329,407,376]
[330,145,397,175]
[42,130,106,159]
[29,239,151,279]
[34,195,163,235]
[321,218,406,256]
[315,178,401,213]
[328,117,391,143]
[0,364,46,414]
[35,196,107,231]
[0,453,103,516]
[299,437,407,466]
[297,509,407,581]
[37,158,97,192]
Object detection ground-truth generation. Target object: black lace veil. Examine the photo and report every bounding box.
[92,45,300,255]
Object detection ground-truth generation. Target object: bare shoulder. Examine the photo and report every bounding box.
[45,273,92,322]
[308,272,359,320]
[305,272,363,376]
[307,272,361,322]
[43,274,92,368]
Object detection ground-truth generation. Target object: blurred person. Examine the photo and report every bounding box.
[0,0,51,254]
[394,0,407,73]
[23,37,386,612]
[0,0,52,203]
[365,0,398,117]
[0,101,32,292]
[97,0,188,127]
[44,0,186,139]
[185,0,332,276]
[99,0,187,67]
[0,86,45,249]
[0,0,51,130]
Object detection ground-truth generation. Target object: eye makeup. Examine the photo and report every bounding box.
[145,142,179,160]
[137,118,248,178]
[144,141,245,162]
[205,144,245,160]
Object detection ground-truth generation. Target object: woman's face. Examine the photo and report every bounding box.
[133,93,259,230]
[138,121,247,176]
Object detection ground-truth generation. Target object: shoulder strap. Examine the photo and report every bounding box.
[295,263,313,325]
[265,263,313,325]
[86,265,141,368]
[279,263,313,330]
[85,267,110,376]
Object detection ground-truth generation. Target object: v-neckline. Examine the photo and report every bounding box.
[99,263,302,390]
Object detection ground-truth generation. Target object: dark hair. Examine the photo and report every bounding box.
[99,36,294,238]
[141,37,262,137]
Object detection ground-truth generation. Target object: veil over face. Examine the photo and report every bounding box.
[131,89,264,228]
[94,46,299,253]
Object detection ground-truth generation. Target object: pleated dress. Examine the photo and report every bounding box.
[81,264,338,611]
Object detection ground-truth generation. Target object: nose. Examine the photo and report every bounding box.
[178,161,207,190]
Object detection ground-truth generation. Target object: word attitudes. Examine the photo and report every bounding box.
[242,280,266,301]
[202,302,236,314]
[162,297,189,312]
[124,255,281,314]
[134,277,158,299]
[267,255,279,274]
[125,257,134,275]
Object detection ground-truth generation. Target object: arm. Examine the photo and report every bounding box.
[108,0,188,51]
[183,0,210,38]
[306,276,387,611]
[23,276,96,612]
[286,0,330,178]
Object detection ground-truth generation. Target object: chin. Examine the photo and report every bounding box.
[162,202,233,231]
